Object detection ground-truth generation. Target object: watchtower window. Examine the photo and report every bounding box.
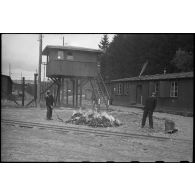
[57,51,64,60]
[67,51,74,60]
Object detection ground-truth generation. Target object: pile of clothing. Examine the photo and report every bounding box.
[66,110,122,128]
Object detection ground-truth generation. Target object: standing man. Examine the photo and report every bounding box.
[45,90,54,120]
[141,92,157,129]
[91,92,97,110]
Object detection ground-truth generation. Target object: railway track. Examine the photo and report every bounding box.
[1,118,192,143]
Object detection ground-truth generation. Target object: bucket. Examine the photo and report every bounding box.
[165,119,175,132]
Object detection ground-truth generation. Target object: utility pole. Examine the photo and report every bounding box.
[34,73,38,107]
[63,36,64,46]
[9,64,11,77]
[37,34,42,107]
[43,62,46,91]
[44,63,46,82]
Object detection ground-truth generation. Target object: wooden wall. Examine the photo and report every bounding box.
[48,49,98,62]
[1,76,12,98]
[108,78,193,112]
[46,60,98,77]
[46,50,99,77]
[156,79,193,112]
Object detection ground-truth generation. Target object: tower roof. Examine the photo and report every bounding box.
[42,45,102,55]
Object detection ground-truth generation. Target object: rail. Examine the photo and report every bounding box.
[1,118,192,144]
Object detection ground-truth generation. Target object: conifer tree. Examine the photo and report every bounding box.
[98,34,110,52]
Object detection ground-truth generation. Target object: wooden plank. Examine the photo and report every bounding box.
[72,79,75,107]
[75,79,78,107]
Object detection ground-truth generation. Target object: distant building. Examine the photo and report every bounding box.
[1,75,13,99]
[108,72,193,114]
[13,80,34,85]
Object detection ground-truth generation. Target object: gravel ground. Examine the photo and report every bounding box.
[1,107,193,162]
[2,106,193,140]
[1,124,192,162]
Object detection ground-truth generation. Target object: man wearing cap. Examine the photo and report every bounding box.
[141,92,157,129]
[45,90,54,120]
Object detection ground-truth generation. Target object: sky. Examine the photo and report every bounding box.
[2,34,114,80]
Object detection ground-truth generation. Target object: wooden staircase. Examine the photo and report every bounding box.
[90,72,110,110]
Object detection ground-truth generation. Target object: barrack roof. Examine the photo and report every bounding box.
[111,71,194,82]
[42,45,102,55]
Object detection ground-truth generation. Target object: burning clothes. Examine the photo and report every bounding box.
[66,110,122,128]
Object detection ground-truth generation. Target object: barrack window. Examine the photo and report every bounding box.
[170,81,178,97]
[116,83,123,95]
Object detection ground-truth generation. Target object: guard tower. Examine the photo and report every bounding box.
[42,45,110,109]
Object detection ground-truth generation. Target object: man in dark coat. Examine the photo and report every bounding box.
[91,92,97,110]
[141,92,157,129]
[45,90,54,120]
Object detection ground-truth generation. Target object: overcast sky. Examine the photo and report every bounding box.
[2,34,114,80]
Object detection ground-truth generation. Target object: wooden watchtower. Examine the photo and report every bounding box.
[42,45,110,109]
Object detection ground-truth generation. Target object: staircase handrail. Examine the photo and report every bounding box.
[97,72,110,100]
[95,78,108,108]
[89,79,99,103]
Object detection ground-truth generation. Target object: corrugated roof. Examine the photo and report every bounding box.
[111,72,194,82]
[42,45,102,55]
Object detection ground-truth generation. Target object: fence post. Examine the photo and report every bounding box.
[72,79,75,107]
[22,77,25,106]
[66,80,69,105]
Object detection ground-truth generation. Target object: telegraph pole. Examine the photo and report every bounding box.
[37,34,42,107]
[34,73,38,107]
[22,77,25,106]
[9,64,11,77]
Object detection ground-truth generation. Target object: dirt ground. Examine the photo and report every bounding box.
[1,106,193,162]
